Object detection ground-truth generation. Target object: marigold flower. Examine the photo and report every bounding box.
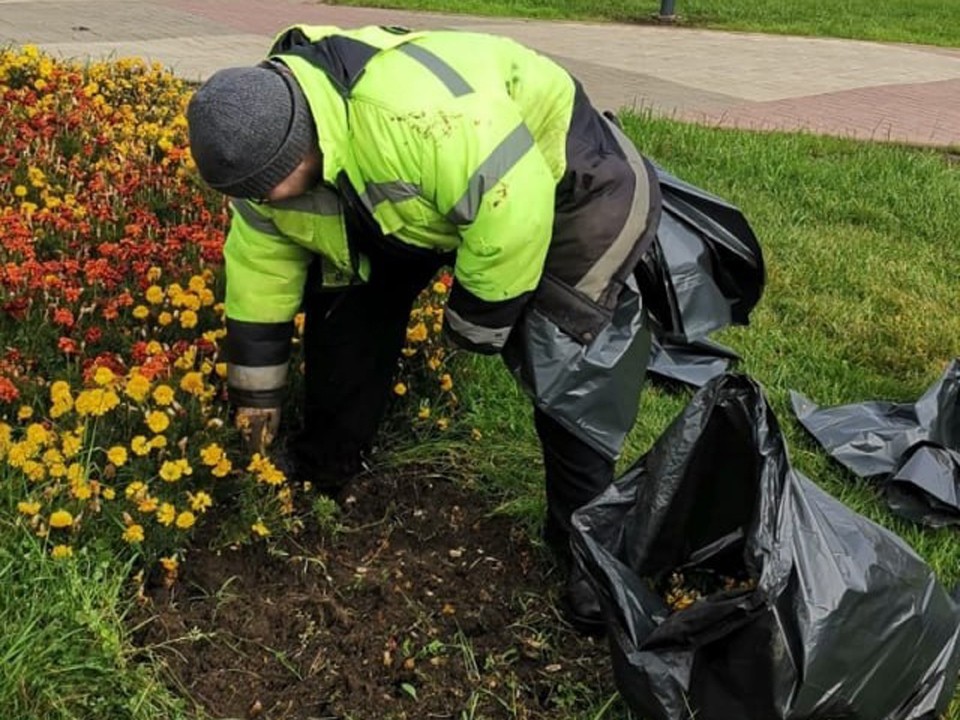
[175,511,196,529]
[146,267,162,283]
[93,366,116,387]
[17,405,34,421]
[75,388,119,417]
[439,374,453,392]
[406,322,428,343]
[432,280,449,295]
[179,309,198,329]
[199,443,224,466]
[159,556,178,573]
[393,382,408,396]
[159,459,182,482]
[124,373,151,402]
[106,446,128,466]
[102,487,116,500]
[61,432,82,458]
[145,410,169,433]
[418,406,431,420]
[212,457,232,477]
[188,491,213,513]
[251,520,270,537]
[436,418,450,431]
[17,501,41,516]
[51,545,73,559]
[157,311,173,326]
[150,435,168,449]
[49,509,73,529]
[215,362,227,378]
[179,371,204,396]
[156,503,175,526]
[152,384,174,406]
[122,524,145,543]
[132,305,150,320]
[130,435,151,456]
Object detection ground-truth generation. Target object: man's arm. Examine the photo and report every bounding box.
[425,95,556,354]
[223,199,312,450]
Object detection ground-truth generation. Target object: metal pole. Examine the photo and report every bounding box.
[658,0,677,21]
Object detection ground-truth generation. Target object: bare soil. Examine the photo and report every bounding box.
[135,469,616,720]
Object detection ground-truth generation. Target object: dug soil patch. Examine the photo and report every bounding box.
[135,470,615,719]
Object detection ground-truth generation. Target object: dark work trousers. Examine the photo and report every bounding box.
[291,247,445,482]
[535,407,616,558]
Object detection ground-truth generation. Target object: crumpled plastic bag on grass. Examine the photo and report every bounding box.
[791,359,960,526]
[572,373,960,720]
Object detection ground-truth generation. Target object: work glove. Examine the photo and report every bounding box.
[234,406,281,455]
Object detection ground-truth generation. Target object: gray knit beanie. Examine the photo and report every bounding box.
[187,65,315,198]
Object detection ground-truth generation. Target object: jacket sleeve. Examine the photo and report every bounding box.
[223,199,312,407]
[425,95,556,354]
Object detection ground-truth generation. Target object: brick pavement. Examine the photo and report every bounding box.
[1,0,958,146]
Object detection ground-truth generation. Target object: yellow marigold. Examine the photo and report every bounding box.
[102,487,116,500]
[200,289,216,307]
[26,423,50,447]
[179,310,198,329]
[106,446,128,466]
[51,544,73,559]
[124,373,151,402]
[152,385,174,406]
[122,524,145,544]
[417,406,431,420]
[93,366,116,387]
[159,460,182,482]
[199,443,224,466]
[157,311,173,327]
[72,481,92,501]
[436,418,450,431]
[75,388,119,417]
[150,435,168,449]
[144,285,165,304]
[50,399,72,419]
[132,305,150,320]
[406,322,428,343]
[432,280,449,295]
[23,460,46,482]
[175,511,196,529]
[61,431,82,458]
[49,509,73,529]
[125,480,146,499]
[156,503,176,526]
[130,435,151,456]
[17,500,41,516]
[17,405,34,421]
[146,340,164,355]
[215,362,227,379]
[160,556,179,573]
[427,356,442,371]
[212,458,232,478]
[251,521,270,537]
[187,275,206,293]
[439,374,453,392]
[0,422,13,455]
[138,496,159,513]
[146,267,162,282]
[48,462,67,478]
[145,410,170,434]
[393,382,408,397]
[174,347,196,370]
[188,491,213,513]
[179,371,204,396]
[42,447,63,464]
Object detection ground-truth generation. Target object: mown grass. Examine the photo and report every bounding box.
[434,114,960,718]
[0,513,193,720]
[329,0,960,48]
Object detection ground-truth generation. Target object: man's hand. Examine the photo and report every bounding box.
[235,406,281,455]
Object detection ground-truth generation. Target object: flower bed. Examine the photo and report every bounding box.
[0,47,458,567]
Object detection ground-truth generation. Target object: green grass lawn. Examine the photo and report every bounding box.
[330,0,960,47]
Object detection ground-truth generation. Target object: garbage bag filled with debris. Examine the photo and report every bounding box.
[571,374,960,720]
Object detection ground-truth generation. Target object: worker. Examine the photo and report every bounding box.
[186,24,661,633]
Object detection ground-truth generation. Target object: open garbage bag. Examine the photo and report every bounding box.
[571,373,960,720]
[791,359,960,526]
[636,166,765,346]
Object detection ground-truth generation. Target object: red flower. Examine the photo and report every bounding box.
[58,336,79,355]
[0,376,19,403]
[53,307,75,329]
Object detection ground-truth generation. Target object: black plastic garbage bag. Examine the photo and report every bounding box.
[636,166,765,344]
[571,374,960,720]
[647,336,740,388]
[791,360,960,526]
[886,442,960,528]
[790,359,960,478]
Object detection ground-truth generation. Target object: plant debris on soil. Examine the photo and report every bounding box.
[134,470,617,720]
